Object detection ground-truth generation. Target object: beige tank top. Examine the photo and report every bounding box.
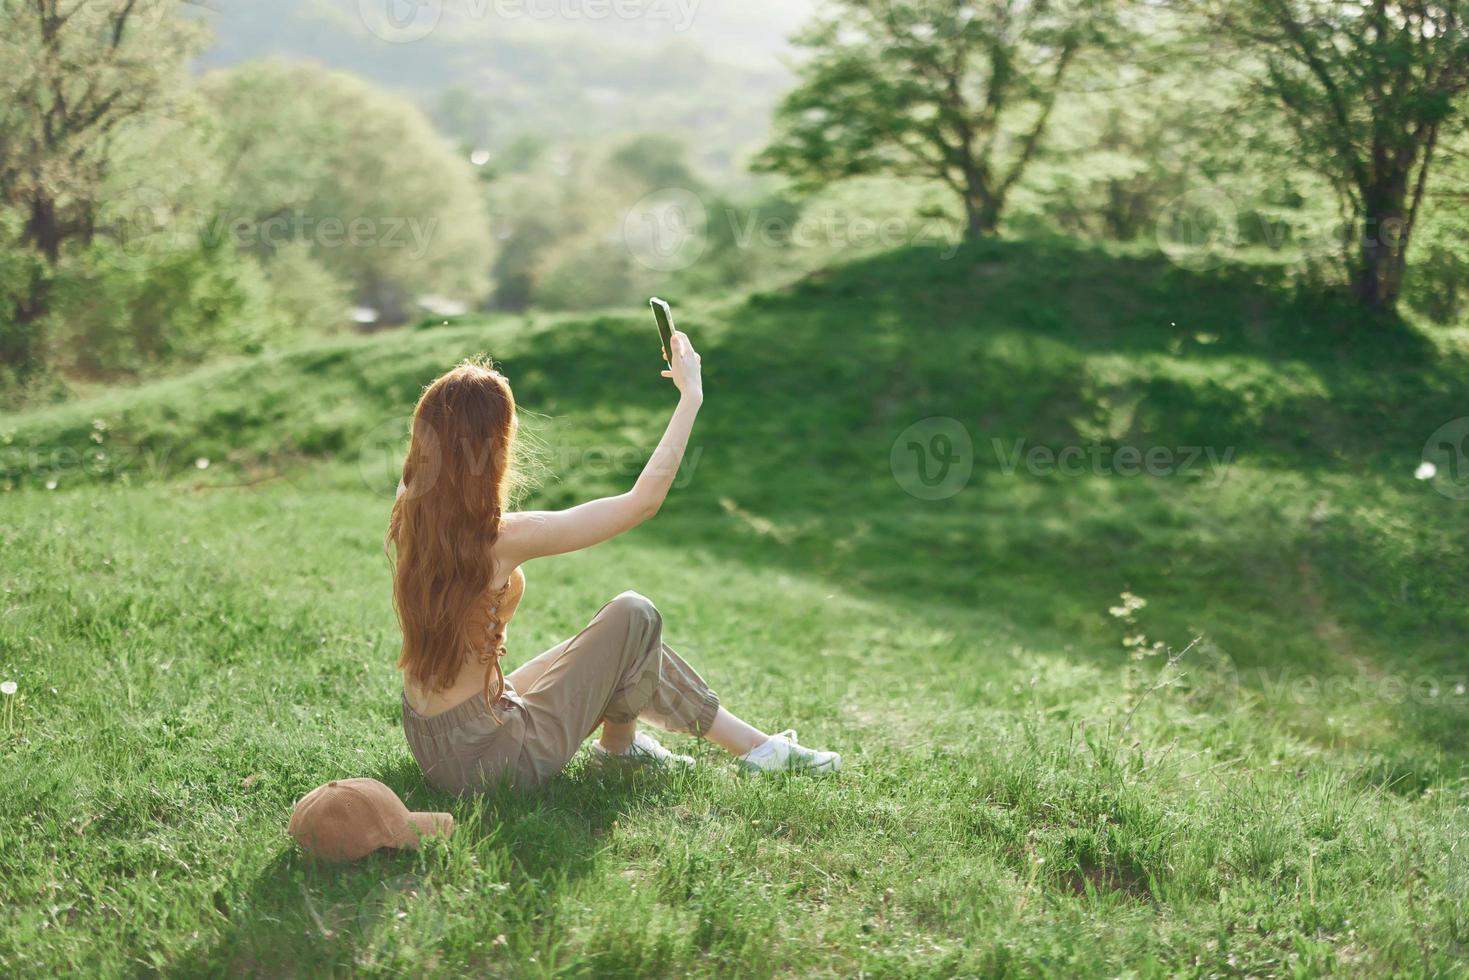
[464,564,527,666]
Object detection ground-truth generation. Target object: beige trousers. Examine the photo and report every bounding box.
[402,591,721,794]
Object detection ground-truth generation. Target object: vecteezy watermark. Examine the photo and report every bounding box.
[357,0,442,42]
[201,212,438,259]
[621,187,962,272]
[0,423,179,490]
[1155,184,1427,273]
[353,873,446,945]
[888,417,1237,500]
[1117,632,1469,712]
[356,0,702,44]
[621,188,710,273]
[992,439,1236,487]
[890,417,974,501]
[1198,650,1469,708]
[358,416,437,498]
[105,185,193,262]
[1250,670,1469,707]
[96,186,439,270]
[357,416,703,496]
[1155,187,1240,272]
[1420,417,1469,501]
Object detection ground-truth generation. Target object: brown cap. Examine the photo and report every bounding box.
[288,778,453,863]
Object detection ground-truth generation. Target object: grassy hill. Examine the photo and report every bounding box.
[2,240,1467,975]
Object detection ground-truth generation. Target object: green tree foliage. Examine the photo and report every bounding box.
[1197,0,1469,311]
[50,232,283,376]
[755,0,1122,238]
[0,0,204,384]
[200,60,492,322]
[484,141,606,312]
[1403,120,1469,322]
[41,97,308,381]
[483,134,812,313]
[1015,48,1342,263]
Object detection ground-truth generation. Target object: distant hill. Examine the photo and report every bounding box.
[191,0,818,172]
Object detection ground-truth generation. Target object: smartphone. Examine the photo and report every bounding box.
[650,297,675,364]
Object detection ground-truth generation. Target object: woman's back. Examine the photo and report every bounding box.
[402,561,525,716]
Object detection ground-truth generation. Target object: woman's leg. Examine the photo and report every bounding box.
[601,701,765,756]
[598,717,637,753]
[511,591,720,783]
[514,591,834,778]
[504,637,568,693]
[534,599,768,754]
[702,707,767,756]
[505,620,663,754]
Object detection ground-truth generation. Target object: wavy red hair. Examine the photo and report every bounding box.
[386,357,518,713]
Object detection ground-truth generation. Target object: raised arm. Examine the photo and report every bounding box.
[497,330,703,565]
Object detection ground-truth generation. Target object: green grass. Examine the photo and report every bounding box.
[2,239,1468,976]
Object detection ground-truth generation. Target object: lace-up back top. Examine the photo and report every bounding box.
[466,564,526,702]
[402,562,527,718]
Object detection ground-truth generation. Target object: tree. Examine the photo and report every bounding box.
[755,0,1120,239]
[200,61,493,323]
[1403,117,1469,322]
[0,0,203,382]
[1201,0,1469,311]
[1015,43,1343,261]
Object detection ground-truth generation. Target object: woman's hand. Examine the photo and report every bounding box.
[660,330,703,403]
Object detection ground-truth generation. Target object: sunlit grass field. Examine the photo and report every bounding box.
[3,241,1468,976]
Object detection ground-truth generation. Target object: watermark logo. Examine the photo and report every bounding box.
[354,873,444,941]
[358,0,443,43]
[357,0,702,44]
[97,184,194,270]
[993,438,1235,486]
[622,187,709,273]
[1155,187,1238,272]
[622,187,962,271]
[359,416,703,498]
[94,184,441,273]
[889,418,1238,500]
[1153,185,1440,273]
[358,416,421,496]
[1421,417,1469,500]
[891,417,973,500]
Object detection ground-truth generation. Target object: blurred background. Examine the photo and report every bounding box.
[3,0,1466,405]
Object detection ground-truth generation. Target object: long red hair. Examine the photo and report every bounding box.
[386,357,519,711]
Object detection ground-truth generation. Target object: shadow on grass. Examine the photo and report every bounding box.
[170,755,685,974]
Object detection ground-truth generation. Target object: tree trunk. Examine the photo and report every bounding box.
[962,186,1000,240]
[3,195,63,383]
[25,195,64,266]
[1,273,51,383]
[1352,173,1411,311]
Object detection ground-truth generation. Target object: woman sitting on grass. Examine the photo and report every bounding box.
[386,329,839,794]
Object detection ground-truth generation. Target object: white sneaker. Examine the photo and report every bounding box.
[588,731,695,770]
[738,730,841,777]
